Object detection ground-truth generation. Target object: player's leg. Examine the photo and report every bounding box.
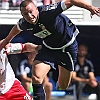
[43,75,52,100]
[32,60,51,100]
[75,82,85,100]
[57,40,78,90]
[58,65,73,89]
[22,82,30,93]
[83,83,100,100]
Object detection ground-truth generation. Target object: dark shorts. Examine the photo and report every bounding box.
[35,40,78,71]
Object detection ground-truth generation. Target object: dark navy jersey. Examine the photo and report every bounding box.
[17,1,79,48]
[74,59,94,79]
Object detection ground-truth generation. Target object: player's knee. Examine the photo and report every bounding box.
[32,75,43,84]
[49,83,53,91]
[47,82,52,91]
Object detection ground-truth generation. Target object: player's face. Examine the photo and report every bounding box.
[20,2,38,24]
[78,45,88,57]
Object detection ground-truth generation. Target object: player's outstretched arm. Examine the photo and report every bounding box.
[64,0,100,17]
[0,25,21,50]
[22,43,42,53]
[5,43,42,55]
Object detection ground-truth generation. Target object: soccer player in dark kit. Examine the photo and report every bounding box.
[0,0,100,99]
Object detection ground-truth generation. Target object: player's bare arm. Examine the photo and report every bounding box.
[5,43,42,54]
[72,0,100,17]
[0,25,21,50]
[22,43,42,53]
[64,0,100,17]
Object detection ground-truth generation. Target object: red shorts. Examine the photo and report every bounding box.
[0,80,33,100]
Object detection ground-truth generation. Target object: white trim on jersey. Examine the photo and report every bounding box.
[17,21,23,31]
[43,28,79,52]
[66,52,74,71]
[61,1,67,11]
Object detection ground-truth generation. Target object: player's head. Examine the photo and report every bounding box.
[78,44,88,57]
[20,0,39,24]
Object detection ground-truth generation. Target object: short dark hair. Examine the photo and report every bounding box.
[20,0,35,9]
[78,44,88,52]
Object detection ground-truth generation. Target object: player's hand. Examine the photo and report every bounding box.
[88,78,98,87]
[3,43,11,54]
[90,7,100,18]
[5,43,11,49]
[35,45,42,52]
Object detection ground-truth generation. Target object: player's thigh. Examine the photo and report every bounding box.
[58,65,73,89]
[32,60,51,82]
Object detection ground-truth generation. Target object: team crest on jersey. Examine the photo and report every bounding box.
[42,3,57,11]
[84,66,89,71]
[34,23,52,38]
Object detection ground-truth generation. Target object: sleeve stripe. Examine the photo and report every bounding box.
[17,21,23,31]
[61,1,67,11]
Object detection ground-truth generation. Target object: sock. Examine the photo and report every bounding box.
[56,81,61,90]
[32,84,45,100]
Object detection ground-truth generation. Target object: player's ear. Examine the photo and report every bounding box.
[20,12,23,16]
[36,7,38,11]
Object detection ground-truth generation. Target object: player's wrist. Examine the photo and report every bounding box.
[1,39,9,48]
[84,79,89,83]
[7,43,23,54]
[4,38,10,45]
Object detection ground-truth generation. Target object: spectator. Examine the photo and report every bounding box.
[19,52,52,100]
[32,0,43,6]
[11,0,22,7]
[43,0,51,5]
[19,52,36,93]
[2,0,9,9]
[43,75,52,100]
[72,44,100,100]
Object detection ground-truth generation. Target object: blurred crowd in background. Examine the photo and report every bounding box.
[0,0,60,10]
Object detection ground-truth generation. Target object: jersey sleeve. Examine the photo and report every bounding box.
[87,60,94,72]
[39,1,67,19]
[17,18,28,31]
